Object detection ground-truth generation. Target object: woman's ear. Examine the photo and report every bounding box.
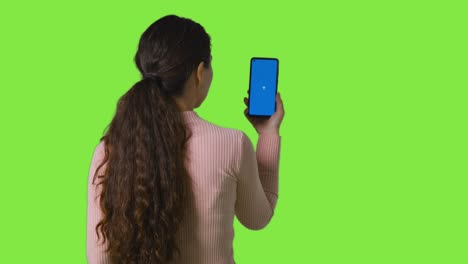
[196,61,205,85]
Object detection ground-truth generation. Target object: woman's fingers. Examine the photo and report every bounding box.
[243,108,250,120]
[278,93,284,116]
[244,107,255,123]
[277,93,283,110]
[270,92,284,124]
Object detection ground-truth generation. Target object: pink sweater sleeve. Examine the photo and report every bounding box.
[86,142,110,264]
[235,132,281,230]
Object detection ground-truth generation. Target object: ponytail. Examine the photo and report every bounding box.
[94,77,193,263]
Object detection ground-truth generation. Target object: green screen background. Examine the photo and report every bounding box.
[0,0,467,263]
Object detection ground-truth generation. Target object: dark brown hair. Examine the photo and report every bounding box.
[91,14,211,263]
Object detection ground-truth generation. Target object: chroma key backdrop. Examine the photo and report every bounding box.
[0,0,467,263]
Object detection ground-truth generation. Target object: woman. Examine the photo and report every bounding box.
[86,14,284,264]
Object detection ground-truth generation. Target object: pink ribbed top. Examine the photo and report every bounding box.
[86,110,281,264]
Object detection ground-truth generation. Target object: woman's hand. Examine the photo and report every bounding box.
[243,91,285,135]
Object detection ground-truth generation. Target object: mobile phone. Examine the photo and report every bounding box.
[248,57,279,117]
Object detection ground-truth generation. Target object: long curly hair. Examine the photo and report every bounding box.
[91,14,211,263]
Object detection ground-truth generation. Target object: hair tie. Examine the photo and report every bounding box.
[143,73,163,83]
[142,73,170,97]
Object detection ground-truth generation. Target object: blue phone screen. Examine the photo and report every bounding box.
[249,58,278,116]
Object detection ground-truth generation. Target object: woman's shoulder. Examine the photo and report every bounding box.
[196,119,245,141]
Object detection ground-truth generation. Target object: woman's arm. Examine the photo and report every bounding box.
[234,131,281,230]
